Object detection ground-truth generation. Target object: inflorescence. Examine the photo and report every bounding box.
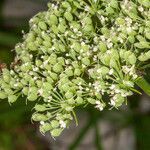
[0,0,150,137]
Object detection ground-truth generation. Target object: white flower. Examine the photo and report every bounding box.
[38,88,43,95]
[40,121,45,125]
[95,101,104,111]
[107,42,113,49]
[138,6,144,12]
[59,120,66,128]
[109,84,116,90]
[110,99,115,106]
[109,69,114,75]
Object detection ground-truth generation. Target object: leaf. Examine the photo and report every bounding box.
[135,77,150,96]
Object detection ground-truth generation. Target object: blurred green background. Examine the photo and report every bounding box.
[0,1,150,150]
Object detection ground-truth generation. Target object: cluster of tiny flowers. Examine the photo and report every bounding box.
[0,0,150,137]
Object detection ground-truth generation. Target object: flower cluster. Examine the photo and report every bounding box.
[0,0,150,137]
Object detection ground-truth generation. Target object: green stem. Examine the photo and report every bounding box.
[69,116,93,150]
[94,122,103,150]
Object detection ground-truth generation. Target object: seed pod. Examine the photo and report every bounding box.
[98,42,107,53]
[128,35,135,44]
[106,6,114,14]
[110,59,118,69]
[68,98,75,104]
[51,128,62,137]
[64,12,73,22]
[27,42,37,51]
[81,57,90,66]
[34,104,48,112]
[72,61,79,68]
[76,96,84,104]
[22,87,29,95]
[71,42,81,53]
[95,93,102,99]
[101,27,110,36]
[28,87,38,101]
[58,23,66,33]
[46,112,52,118]
[61,83,70,92]
[57,57,65,66]
[42,82,53,91]
[0,91,7,99]
[110,0,118,8]
[49,54,57,65]
[51,25,59,34]
[20,63,32,72]
[83,24,94,33]
[32,113,48,121]
[65,106,73,112]
[128,53,137,65]
[145,32,150,40]
[38,22,47,30]
[49,72,58,80]
[116,18,125,25]
[58,44,66,52]
[138,51,150,61]
[8,95,18,103]
[46,77,54,84]
[51,120,59,128]
[62,1,71,8]
[100,54,110,66]
[53,63,63,73]
[138,0,150,8]
[87,98,96,104]
[83,17,92,25]
[134,41,150,49]
[3,74,11,83]
[74,68,81,76]
[43,40,52,48]
[40,123,52,134]
[27,93,38,101]
[65,91,73,99]
[49,15,58,25]
[73,1,81,8]
[115,95,125,107]
[65,68,74,77]
[98,66,109,76]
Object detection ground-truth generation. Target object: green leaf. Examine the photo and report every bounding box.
[135,77,150,96]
